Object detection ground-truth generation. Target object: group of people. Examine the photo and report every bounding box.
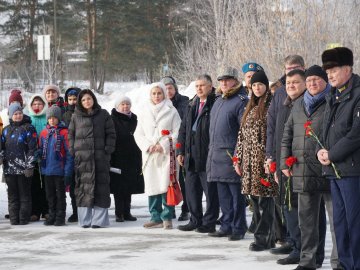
[1,46,359,270]
[0,85,143,228]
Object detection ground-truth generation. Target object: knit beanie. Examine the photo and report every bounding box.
[115,95,132,109]
[160,76,178,92]
[9,89,23,107]
[250,70,269,87]
[46,105,62,121]
[43,84,61,97]
[8,103,23,118]
[305,65,328,83]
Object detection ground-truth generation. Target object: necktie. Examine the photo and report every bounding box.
[198,101,205,115]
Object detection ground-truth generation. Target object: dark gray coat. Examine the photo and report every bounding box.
[68,106,116,208]
[207,85,248,183]
[280,96,330,193]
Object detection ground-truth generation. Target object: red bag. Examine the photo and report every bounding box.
[166,137,183,206]
[167,181,183,206]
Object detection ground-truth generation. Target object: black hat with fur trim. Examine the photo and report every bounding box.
[322,47,353,70]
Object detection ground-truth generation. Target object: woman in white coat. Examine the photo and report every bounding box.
[134,82,181,229]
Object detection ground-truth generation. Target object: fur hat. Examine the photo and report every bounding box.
[217,67,239,81]
[8,103,23,119]
[115,95,131,109]
[43,84,61,97]
[242,62,264,74]
[305,65,328,83]
[322,47,353,70]
[9,89,23,107]
[46,105,62,121]
[250,70,269,87]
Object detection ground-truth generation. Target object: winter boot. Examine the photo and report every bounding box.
[67,213,78,223]
[44,210,55,226]
[54,210,66,226]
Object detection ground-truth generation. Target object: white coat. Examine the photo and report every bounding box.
[134,99,181,196]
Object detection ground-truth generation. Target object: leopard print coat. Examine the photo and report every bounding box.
[236,92,278,197]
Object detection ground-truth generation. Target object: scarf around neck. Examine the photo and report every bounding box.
[304,83,331,116]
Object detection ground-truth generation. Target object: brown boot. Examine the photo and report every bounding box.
[163,220,173,229]
[143,221,163,228]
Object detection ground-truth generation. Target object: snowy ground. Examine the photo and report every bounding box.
[0,82,334,270]
[0,182,334,270]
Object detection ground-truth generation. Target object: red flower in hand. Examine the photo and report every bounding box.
[304,120,312,129]
[305,128,312,137]
[260,178,271,187]
[269,162,277,173]
[175,143,182,149]
[285,156,298,167]
[232,156,239,164]
[161,129,170,136]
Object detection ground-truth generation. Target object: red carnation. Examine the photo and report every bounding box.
[175,143,182,149]
[304,120,312,129]
[285,156,298,167]
[269,162,277,173]
[305,128,312,137]
[161,129,170,136]
[260,178,271,187]
[232,156,239,163]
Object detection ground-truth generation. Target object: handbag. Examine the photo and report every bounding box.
[166,137,183,206]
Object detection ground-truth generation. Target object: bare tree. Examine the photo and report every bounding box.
[174,0,360,84]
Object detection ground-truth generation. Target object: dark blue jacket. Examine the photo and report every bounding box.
[39,123,73,177]
[321,74,360,177]
[266,85,287,159]
[0,115,37,175]
[207,85,248,183]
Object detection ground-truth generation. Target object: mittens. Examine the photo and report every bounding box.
[24,168,34,178]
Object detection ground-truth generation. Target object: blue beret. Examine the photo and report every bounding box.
[242,62,264,74]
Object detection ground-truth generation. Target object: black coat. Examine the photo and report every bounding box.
[321,74,360,177]
[281,96,330,193]
[171,92,189,120]
[110,109,144,195]
[177,93,216,172]
[68,106,116,208]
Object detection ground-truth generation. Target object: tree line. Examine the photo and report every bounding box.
[0,0,359,93]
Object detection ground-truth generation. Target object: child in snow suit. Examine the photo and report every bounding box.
[39,106,73,226]
[0,104,37,225]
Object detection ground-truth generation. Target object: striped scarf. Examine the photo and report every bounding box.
[42,126,61,161]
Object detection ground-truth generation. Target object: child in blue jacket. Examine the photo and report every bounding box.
[39,106,73,226]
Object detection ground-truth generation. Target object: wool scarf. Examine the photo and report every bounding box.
[42,126,61,161]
